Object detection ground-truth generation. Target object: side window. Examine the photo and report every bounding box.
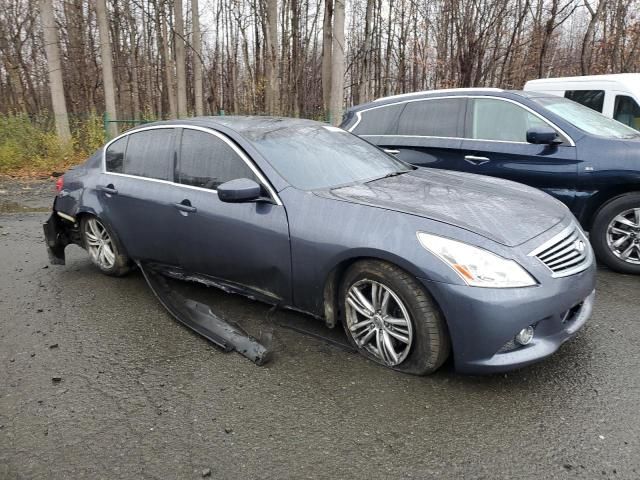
[352,103,404,135]
[613,95,640,131]
[124,129,175,180]
[564,90,605,113]
[178,129,258,190]
[468,98,549,142]
[105,136,127,173]
[396,98,464,137]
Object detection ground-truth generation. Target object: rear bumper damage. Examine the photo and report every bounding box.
[43,212,71,265]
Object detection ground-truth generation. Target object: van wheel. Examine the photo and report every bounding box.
[81,216,131,276]
[591,193,640,274]
[339,260,450,375]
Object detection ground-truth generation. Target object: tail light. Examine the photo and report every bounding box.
[55,176,64,193]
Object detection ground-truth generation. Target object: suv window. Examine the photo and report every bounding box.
[613,95,640,131]
[468,98,548,142]
[396,98,464,137]
[178,129,258,190]
[564,90,605,113]
[105,136,127,173]
[352,103,404,135]
[124,129,175,180]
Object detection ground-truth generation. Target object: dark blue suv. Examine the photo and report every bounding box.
[341,88,640,274]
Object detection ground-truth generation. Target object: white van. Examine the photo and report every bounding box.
[524,73,640,130]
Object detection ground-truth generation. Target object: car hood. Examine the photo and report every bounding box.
[324,168,567,247]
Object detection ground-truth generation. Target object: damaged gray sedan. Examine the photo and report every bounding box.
[44,117,596,374]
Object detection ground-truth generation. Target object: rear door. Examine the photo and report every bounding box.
[172,127,291,303]
[457,97,579,209]
[100,127,184,265]
[350,97,466,169]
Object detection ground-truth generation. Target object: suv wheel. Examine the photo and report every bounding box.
[591,193,640,274]
[339,260,450,375]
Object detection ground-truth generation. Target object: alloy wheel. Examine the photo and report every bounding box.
[84,218,117,270]
[345,279,413,366]
[606,208,640,265]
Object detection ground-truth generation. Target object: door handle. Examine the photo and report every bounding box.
[173,200,197,213]
[97,184,118,195]
[464,155,490,166]
[384,149,400,155]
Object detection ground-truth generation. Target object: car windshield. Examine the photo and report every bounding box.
[533,96,640,139]
[245,124,413,190]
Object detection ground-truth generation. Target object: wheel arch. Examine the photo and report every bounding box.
[580,185,640,230]
[321,253,450,336]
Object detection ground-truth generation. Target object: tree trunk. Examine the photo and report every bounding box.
[358,0,374,103]
[264,0,278,114]
[174,0,188,117]
[160,2,177,118]
[329,0,344,125]
[96,0,118,136]
[40,0,71,140]
[191,0,204,116]
[322,0,333,118]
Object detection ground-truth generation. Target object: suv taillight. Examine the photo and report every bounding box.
[55,176,64,193]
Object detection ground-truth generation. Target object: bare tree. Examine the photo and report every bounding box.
[329,0,344,125]
[191,0,204,116]
[174,0,188,117]
[39,0,71,140]
[322,0,333,117]
[264,0,279,114]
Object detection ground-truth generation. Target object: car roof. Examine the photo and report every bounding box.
[347,88,544,112]
[129,116,322,136]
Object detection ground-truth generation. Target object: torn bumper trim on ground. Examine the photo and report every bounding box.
[137,261,272,366]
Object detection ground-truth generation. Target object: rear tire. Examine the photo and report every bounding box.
[81,216,130,276]
[339,260,450,375]
[591,193,640,274]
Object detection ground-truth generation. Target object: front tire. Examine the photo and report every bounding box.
[591,193,640,274]
[339,260,450,375]
[81,216,130,276]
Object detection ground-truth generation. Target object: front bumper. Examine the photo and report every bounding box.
[419,262,596,374]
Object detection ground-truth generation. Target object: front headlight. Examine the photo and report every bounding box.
[417,232,537,288]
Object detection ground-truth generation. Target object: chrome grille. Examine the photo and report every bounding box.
[529,225,592,278]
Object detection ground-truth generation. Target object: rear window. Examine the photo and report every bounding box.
[105,137,127,173]
[564,90,605,113]
[351,103,404,135]
[124,129,175,181]
[396,98,464,137]
[614,95,640,131]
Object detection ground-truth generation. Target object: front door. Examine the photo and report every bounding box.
[172,127,291,304]
[457,97,578,210]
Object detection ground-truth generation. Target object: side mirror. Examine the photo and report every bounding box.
[526,126,562,145]
[217,178,262,203]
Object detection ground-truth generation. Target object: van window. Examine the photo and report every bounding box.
[124,129,175,181]
[564,90,605,113]
[178,129,258,190]
[613,95,640,131]
[351,103,404,135]
[468,98,548,142]
[396,98,464,137]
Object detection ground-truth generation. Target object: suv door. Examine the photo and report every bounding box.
[350,97,466,168]
[173,127,291,303]
[457,97,579,210]
[100,127,184,265]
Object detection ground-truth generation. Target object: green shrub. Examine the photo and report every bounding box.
[0,113,104,176]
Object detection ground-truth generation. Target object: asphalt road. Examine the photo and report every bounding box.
[1,180,639,479]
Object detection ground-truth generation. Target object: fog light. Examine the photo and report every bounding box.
[515,326,534,346]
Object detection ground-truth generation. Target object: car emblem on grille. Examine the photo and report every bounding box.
[574,240,586,253]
